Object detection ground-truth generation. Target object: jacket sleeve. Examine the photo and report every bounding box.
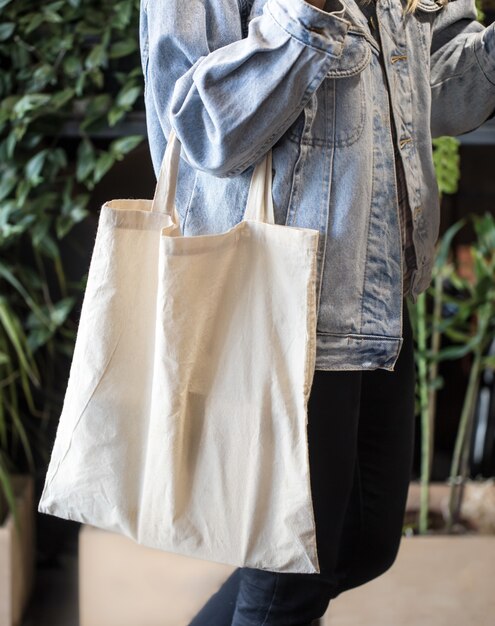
[430,0,495,137]
[144,0,350,177]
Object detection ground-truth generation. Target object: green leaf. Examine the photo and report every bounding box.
[107,106,125,127]
[434,218,466,270]
[81,94,111,124]
[34,233,59,260]
[93,152,115,184]
[50,298,76,327]
[116,85,141,108]
[15,179,31,208]
[109,135,143,158]
[25,149,48,186]
[442,328,471,343]
[0,169,16,201]
[30,65,56,91]
[436,343,474,361]
[23,13,44,35]
[113,1,133,29]
[55,209,89,238]
[88,68,104,89]
[51,88,75,110]
[432,136,461,196]
[41,7,63,24]
[13,94,51,118]
[0,262,48,325]
[0,23,15,41]
[85,44,107,70]
[0,298,36,381]
[63,56,82,77]
[109,39,137,59]
[76,139,95,182]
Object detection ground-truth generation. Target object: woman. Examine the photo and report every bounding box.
[139,0,495,623]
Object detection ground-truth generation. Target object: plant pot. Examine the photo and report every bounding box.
[78,480,495,626]
[323,535,495,625]
[0,475,36,626]
[405,478,495,534]
[78,524,236,626]
[0,489,7,527]
[320,480,495,625]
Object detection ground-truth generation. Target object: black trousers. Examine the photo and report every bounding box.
[189,300,416,625]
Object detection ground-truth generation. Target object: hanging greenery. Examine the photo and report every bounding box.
[0,0,144,529]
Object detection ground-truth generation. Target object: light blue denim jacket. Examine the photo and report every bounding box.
[139,0,495,371]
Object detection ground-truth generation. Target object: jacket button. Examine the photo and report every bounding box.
[399,137,413,149]
[413,206,422,219]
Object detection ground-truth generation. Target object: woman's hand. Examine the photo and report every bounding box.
[305,0,327,9]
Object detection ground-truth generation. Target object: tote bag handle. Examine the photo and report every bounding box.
[151,129,275,226]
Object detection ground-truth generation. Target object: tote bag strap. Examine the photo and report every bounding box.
[244,147,275,225]
[151,129,182,224]
[151,128,275,226]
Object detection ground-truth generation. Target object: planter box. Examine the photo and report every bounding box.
[79,481,495,626]
[324,480,495,625]
[0,475,36,626]
[406,479,495,533]
[324,535,495,626]
[79,524,236,626]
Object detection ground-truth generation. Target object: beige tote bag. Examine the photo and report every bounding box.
[38,129,321,574]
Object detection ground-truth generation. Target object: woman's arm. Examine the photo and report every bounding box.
[143,0,349,177]
[430,0,495,137]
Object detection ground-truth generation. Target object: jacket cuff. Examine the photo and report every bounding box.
[265,0,350,57]
[473,22,495,87]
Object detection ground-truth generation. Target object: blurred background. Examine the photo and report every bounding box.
[0,0,494,625]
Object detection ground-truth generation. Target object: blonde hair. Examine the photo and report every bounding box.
[359,0,436,15]
[404,0,422,14]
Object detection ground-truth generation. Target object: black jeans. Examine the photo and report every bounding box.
[189,300,416,626]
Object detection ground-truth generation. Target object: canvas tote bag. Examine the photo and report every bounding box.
[38,128,321,574]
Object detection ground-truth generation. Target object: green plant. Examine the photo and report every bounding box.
[432,136,461,196]
[407,218,466,534]
[0,0,144,531]
[405,0,489,535]
[409,130,462,534]
[409,213,495,534]
[442,213,495,530]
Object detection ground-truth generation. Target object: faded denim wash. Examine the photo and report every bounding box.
[139,0,495,371]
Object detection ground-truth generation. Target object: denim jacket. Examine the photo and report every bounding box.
[139,0,495,371]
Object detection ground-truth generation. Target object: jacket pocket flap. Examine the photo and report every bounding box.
[326,31,371,78]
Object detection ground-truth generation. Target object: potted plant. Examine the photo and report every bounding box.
[332,98,495,622]
[0,1,145,624]
[323,213,495,625]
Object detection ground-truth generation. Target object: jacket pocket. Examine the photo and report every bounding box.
[289,30,371,147]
